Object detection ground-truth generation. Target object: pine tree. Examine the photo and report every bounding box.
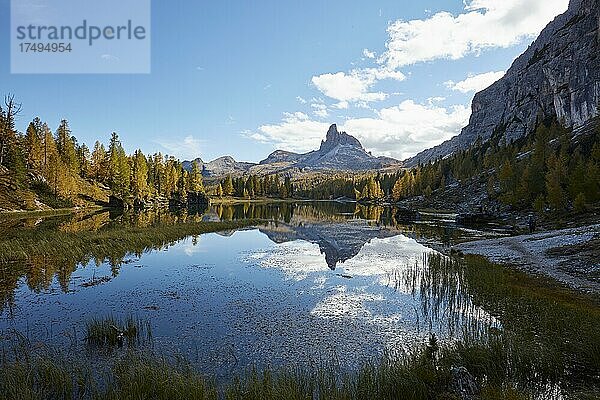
[217,184,224,197]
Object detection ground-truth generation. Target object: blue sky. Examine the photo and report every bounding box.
[0,0,569,162]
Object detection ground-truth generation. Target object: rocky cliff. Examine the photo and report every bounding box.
[406,0,600,166]
[184,124,400,176]
[258,124,399,172]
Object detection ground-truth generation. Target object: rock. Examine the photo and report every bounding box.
[406,0,600,166]
[294,124,400,171]
[181,157,204,172]
[183,124,401,176]
[259,150,303,165]
[449,366,479,400]
[202,156,256,177]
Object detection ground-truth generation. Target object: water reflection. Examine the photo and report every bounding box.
[0,201,499,314]
[0,201,503,369]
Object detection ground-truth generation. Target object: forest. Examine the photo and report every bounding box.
[2,94,599,214]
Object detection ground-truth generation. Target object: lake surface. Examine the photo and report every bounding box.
[0,202,508,376]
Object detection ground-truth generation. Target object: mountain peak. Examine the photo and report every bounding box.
[319,124,363,153]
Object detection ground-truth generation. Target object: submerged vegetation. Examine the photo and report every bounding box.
[0,209,263,314]
[1,254,598,399]
[85,316,152,349]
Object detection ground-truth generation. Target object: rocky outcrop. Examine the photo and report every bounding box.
[202,156,255,177]
[294,124,399,171]
[255,124,400,172]
[259,150,303,165]
[406,0,600,166]
[184,124,400,176]
[181,157,204,172]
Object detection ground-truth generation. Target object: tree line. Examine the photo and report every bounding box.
[0,95,205,207]
[270,118,600,214]
[214,174,294,199]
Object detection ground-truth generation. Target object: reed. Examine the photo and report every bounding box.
[85,316,152,349]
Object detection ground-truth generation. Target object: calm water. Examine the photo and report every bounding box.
[0,202,505,376]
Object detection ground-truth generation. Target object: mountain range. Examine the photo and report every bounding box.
[183,124,400,176]
[406,0,600,166]
[187,0,599,176]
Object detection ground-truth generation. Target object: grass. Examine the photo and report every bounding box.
[0,217,264,264]
[1,253,599,399]
[3,329,588,400]
[1,211,599,399]
[85,316,152,349]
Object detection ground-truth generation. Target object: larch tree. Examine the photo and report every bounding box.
[24,118,44,170]
[90,141,108,182]
[189,161,204,193]
[131,149,149,199]
[55,119,79,175]
[222,175,234,196]
[108,132,130,198]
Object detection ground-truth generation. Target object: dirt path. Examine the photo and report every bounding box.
[457,224,600,294]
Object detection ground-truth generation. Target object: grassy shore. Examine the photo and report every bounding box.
[1,254,599,399]
[0,206,106,219]
[0,217,264,265]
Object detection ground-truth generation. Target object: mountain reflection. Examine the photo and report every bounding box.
[259,221,406,270]
[0,201,480,315]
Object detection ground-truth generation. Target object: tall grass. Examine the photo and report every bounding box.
[0,218,264,264]
[1,252,599,398]
[85,316,152,349]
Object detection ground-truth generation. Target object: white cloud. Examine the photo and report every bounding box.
[311,67,405,104]
[445,70,505,93]
[363,48,376,59]
[311,103,329,119]
[153,135,204,159]
[296,96,307,104]
[380,0,568,68]
[245,100,470,160]
[333,101,349,109]
[343,100,470,160]
[245,112,330,153]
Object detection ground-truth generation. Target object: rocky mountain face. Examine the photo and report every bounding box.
[203,156,255,177]
[182,156,254,177]
[406,0,600,166]
[259,150,302,165]
[258,124,399,172]
[184,124,400,176]
[181,157,204,171]
[259,220,402,270]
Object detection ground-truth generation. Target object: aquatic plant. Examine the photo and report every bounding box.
[85,316,152,349]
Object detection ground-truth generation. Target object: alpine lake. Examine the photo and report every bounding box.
[0,201,598,398]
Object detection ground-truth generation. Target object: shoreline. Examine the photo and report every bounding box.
[457,223,600,295]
